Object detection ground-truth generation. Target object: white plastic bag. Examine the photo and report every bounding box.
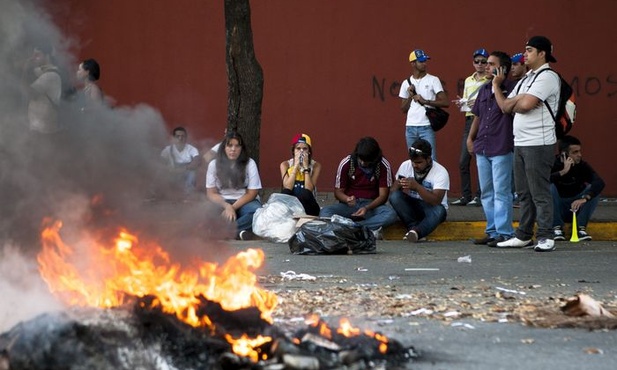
[252,193,306,243]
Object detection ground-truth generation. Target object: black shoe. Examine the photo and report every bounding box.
[451,197,470,206]
[577,227,592,241]
[553,226,566,241]
[487,235,508,247]
[238,230,255,240]
[467,196,482,207]
[472,235,495,245]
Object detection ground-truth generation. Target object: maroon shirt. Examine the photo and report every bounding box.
[334,156,393,199]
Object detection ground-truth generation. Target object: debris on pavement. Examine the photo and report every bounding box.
[280,271,317,281]
[457,255,472,263]
[561,294,615,318]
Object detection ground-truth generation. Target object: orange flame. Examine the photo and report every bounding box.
[37,218,276,358]
[306,315,390,354]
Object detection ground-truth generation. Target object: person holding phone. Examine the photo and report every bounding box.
[280,133,321,216]
[550,135,605,241]
[466,51,516,247]
[389,139,449,242]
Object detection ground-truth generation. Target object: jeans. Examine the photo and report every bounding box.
[477,153,514,238]
[513,145,554,240]
[551,184,599,228]
[226,199,262,232]
[405,125,437,161]
[319,198,398,231]
[389,190,447,239]
[459,117,480,200]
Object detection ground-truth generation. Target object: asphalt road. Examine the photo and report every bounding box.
[227,239,617,370]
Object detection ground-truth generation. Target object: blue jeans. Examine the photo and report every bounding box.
[405,125,437,161]
[319,198,398,230]
[389,190,447,239]
[513,145,554,240]
[551,185,599,228]
[477,153,514,238]
[226,199,262,232]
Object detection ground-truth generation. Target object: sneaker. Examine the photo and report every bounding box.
[534,238,556,252]
[372,227,383,240]
[496,236,533,248]
[467,196,481,207]
[238,230,254,241]
[553,226,566,241]
[451,197,470,206]
[487,235,508,247]
[472,235,495,245]
[577,227,592,241]
[403,229,419,243]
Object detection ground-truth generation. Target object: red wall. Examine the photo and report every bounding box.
[49,0,617,195]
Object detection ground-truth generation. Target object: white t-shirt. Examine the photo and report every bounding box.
[398,74,444,126]
[507,64,559,146]
[160,144,199,166]
[206,158,262,200]
[395,159,450,209]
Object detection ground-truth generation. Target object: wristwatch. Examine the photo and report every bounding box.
[581,194,591,201]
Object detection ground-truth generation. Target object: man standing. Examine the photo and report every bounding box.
[510,53,527,81]
[550,135,605,241]
[399,49,449,160]
[389,139,449,242]
[319,137,398,238]
[24,43,62,134]
[494,36,560,252]
[452,49,490,207]
[466,51,515,247]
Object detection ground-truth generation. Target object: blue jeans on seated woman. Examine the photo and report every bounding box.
[389,190,446,239]
[226,199,262,232]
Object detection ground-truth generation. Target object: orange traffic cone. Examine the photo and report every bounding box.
[570,211,579,243]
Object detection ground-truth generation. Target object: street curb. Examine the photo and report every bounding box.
[384,221,617,241]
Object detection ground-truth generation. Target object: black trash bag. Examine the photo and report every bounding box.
[288,219,376,255]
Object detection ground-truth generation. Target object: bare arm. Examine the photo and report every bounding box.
[466,116,480,155]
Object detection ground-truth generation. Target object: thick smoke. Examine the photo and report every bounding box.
[0,0,229,330]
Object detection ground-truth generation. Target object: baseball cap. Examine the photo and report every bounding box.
[511,53,525,64]
[409,49,430,63]
[473,48,489,59]
[291,133,311,147]
[526,36,557,63]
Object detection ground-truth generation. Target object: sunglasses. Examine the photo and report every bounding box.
[474,60,488,65]
[409,146,425,155]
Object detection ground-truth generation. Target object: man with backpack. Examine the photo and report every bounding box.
[492,36,560,252]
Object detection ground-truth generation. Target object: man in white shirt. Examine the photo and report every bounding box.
[160,126,201,195]
[493,36,560,252]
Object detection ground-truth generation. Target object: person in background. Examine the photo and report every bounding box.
[319,137,398,239]
[23,43,61,134]
[389,139,449,242]
[550,135,605,242]
[466,51,516,247]
[280,133,321,216]
[206,131,262,240]
[398,49,449,160]
[510,53,527,81]
[451,48,490,207]
[76,58,104,108]
[160,126,201,196]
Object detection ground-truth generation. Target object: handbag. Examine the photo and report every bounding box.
[425,106,449,132]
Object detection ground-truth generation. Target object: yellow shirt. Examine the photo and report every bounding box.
[462,72,490,117]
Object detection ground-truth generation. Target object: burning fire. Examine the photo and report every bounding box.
[306,314,390,354]
[37,218,277,355]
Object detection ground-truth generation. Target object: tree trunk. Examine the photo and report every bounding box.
[224,0,263,165]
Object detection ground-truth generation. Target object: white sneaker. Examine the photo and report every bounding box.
[372,227,383,240]
[534,238,556,252]
[496,237,533,248]
[403,229,418,243]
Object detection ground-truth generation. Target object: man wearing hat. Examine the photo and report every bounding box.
[493,36,561,252]
[451,48,491,207]
[399,49,449,160]
[510,53,527,81]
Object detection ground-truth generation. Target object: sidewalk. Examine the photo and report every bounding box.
[305,191,617,241]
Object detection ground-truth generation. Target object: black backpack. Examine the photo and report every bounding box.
[516,68,576,139]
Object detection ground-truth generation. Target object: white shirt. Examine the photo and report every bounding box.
[160,144,199,167]
[508,64,560,146]
[395,159,450,209]
[206,158,262,200]
[399,74,444,126]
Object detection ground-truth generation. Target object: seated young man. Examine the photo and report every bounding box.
[550,135,605,241]
[319,137,398,238]
[159,126,201,196]
[389,139,450,242]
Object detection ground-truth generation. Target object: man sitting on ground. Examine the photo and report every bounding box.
[389,139,449,242]
[160,126,201,196]
[550,135,605,241]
